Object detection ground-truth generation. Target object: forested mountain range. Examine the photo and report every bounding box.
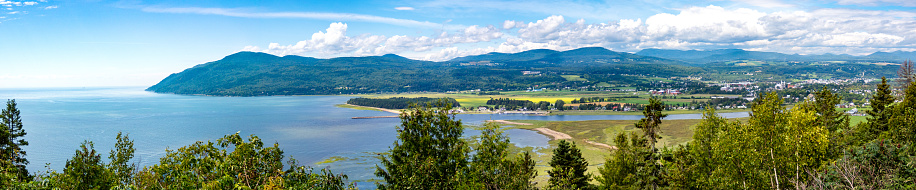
[637,48,916,64]
[147,47,905,96]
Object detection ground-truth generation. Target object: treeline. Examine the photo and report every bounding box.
[594,76,916,189]
[485,98,551,110]
[347,97,460,109]
[569,96,635,104]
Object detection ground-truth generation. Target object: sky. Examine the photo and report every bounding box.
[1,0,915,88]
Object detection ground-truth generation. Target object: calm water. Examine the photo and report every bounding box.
[0,87,747,187]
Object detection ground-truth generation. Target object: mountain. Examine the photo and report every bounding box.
[867,51,916,61]
[636,49,916,64]
[450,47,685,66]
[449,49,558,63]
[148,47,702,96]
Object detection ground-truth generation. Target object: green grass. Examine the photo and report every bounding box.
[493,118,734,186]
[561,75,587,82]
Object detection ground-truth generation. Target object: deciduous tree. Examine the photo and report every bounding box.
[376,101,469,189]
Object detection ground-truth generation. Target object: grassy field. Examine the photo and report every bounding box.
[561,75,587,81]
[491,118,746,186]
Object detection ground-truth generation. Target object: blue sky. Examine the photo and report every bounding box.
[1,0,915,88]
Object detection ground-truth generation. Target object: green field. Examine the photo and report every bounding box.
[492,118,748,186]
[348,90,749,115]
[561,75,587,81]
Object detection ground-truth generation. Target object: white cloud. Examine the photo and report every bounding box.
[22,1,35,6]
[248,22,504,59]
[837,0,916,6]
[243,5,916,61]
[42,5,55,9]
[142,7,449,29]
[394,7,414,11]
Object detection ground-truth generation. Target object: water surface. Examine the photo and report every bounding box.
[0,87,747,187]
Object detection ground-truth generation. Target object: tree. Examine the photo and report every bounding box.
[548,140,591,190]
[555,100,566,111]
[59,141,114,190]
[898,59,915,91]
[811,87,849,159]
[108,132,135,187]
[0,99,28,180]
[375,101,469,189]
[866,77,895,138]
[634,97,667,189]
[598,132,646,189]
[468,123,537,190]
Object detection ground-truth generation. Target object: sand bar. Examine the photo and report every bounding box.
[486,120,533,126]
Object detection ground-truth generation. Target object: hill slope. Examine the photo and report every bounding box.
[148,48,701,96]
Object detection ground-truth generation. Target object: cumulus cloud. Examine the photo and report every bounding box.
[246,22,504,59]
[243,5,916,61]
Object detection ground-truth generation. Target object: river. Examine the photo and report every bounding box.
[0,87,747,187]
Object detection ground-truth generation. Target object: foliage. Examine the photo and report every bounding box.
[131,132,356,189]
[802,140,916,189]
[860,77,895,143]
[375,101,469,189]
[467,123,537,190]
[347,97,460,109]
[547,140,592,190]
[597,132,646,189]
[58,141,114,190]
[0,99,28,181]
[108,132,135,187]
[633,97,667,189]
[811,87,850,159]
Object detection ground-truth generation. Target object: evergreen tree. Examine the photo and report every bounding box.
[548,140,591,190]
[0,99,28,180]
[634,97,667,189]
[812,87,849,159]
[866,77,895,136]
[376,101,468,189]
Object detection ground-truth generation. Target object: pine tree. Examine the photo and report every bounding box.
[867,77,895,135]
[634,97,667,189]
[0,99,28,180]
[812,87,849,159]
[548,140,591,189]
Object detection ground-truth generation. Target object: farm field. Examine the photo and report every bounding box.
[353,90,750,115]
